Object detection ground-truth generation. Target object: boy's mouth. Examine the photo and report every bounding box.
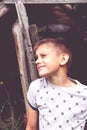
[37,65,45,71]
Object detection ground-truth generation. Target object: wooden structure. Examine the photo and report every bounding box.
[0,0,87,116]
[3,0,87,3]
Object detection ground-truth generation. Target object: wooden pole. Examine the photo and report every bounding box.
[15,1,38,81]
[29,24,39,46]
[12,22,29,115]
[12,1,38,115]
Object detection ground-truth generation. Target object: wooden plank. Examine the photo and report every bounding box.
[15,1,38,81]
[12,22,30,115]
[29,24,39,45]
[3,0,87,4]
[13,1,38,115]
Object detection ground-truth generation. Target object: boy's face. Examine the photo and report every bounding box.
[35,43,63,78]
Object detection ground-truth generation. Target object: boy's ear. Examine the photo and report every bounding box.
[60,53,69,65]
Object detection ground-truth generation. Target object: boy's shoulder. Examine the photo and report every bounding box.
[70,78,87,89]
[29,77,47,90]
[79,82,87,90]
[72,79,87,96]
[76,79,87,88]
[31,77,46,85]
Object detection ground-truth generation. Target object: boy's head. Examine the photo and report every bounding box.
[34,38,72,77]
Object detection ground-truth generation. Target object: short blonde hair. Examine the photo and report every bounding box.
[34,38,72,69]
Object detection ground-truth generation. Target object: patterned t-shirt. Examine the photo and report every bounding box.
[27,78,87,130]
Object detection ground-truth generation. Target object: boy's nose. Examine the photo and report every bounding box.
[35,57,41,64]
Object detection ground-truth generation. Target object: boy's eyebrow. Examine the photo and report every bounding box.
[35,52,47,56]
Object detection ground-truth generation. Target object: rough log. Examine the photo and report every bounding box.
[15,1,38,81]
[29,24,39,46]
[12,22,30,115]
[12,1,38,115]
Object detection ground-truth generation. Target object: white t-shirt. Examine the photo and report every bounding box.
[27,78,87,130]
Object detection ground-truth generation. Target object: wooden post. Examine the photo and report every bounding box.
[15,1,38,81]
[12,22,29,115]
[29,24,39,46]
[12,1,39,115]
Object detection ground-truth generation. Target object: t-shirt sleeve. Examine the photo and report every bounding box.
[27,81,38,110]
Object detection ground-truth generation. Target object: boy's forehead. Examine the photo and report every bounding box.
[35,42,60,55]
[36,42,55,49]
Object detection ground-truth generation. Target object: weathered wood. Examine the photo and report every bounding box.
[13,1,38,115]
[29,24,39,46]
[15,1,38,81]
[3,0,87,4]
[12,22,29,115]
[0,1,9,17]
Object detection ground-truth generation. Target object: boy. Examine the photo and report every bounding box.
[26,38,87,130]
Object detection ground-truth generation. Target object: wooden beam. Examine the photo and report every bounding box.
[12,22,30,115]
[29,24,39,45]
[15,1,38,81]
[3,0,87,4]
[13,1,38,115]
[0,1,9,17]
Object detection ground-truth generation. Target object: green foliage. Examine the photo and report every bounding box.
[0,91,24,130]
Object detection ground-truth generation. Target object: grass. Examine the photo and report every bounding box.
[0,89,25,130]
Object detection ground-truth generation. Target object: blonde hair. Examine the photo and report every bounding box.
[34,38,72,69]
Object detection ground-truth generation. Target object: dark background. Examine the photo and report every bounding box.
[0,4,87,122]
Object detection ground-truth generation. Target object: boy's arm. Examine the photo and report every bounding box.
[26,104,39,130]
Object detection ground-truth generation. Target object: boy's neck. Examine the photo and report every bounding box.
[48,72,76,87]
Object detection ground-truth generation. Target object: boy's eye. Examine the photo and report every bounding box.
[41,54,46,57]
[35,53,47,61]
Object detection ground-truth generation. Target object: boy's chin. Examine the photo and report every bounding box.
[38,73,48,78]
[38,72,50,78]
[39,74,47,78]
